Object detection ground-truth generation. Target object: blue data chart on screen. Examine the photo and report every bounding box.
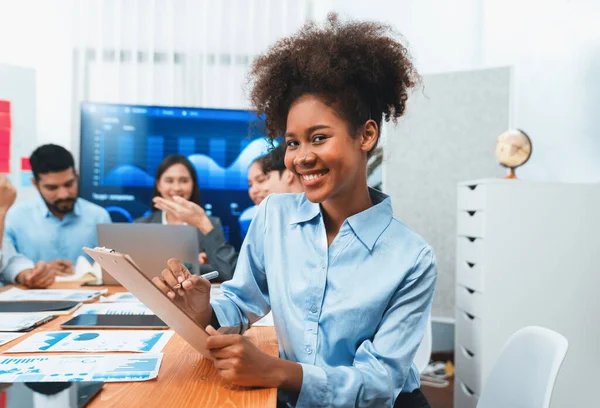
[79,103,271,250]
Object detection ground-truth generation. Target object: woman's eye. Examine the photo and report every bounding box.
[313,134,327,143]
[286,140,299,148]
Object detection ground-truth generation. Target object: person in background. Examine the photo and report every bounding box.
[247,156,268,206]
[4,144,111,272]
[152,15,436,408]
[261,142,303,195]
[0,175,54,288]
[137,155,237,281]
[239,156,269,238]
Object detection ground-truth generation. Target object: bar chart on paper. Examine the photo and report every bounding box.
[0,354,163,382]
[6,331,174,353]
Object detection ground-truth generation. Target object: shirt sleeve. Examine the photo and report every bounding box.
[101,209,112,224]
[4,210,20,254]
[210,196,271,334]
[296,247,438,408]
[0,239,34,284]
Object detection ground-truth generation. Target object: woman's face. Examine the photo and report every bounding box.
[247,161,268,205]
[284,94,375,204]
[156,163,194,201]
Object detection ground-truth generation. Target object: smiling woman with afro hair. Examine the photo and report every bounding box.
[152,13,436,408]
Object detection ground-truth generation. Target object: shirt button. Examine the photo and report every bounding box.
[310,307,318,314]
[305,347,312,354]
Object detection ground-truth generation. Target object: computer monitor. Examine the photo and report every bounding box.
[79,103,271,250]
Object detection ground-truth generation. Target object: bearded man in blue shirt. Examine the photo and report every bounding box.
[4,144,111,277]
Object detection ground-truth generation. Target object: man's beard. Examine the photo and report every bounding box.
[45,197,77,215]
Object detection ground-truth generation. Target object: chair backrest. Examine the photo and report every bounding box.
[414,314,432,374]
[477,326,568,408]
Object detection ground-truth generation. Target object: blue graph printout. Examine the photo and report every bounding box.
[79,103,273,249]
[5,331,174,354]
[0,354,163,382]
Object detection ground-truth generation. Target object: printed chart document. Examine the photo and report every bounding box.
[0,332,25,347]
[0,353,163,382]
[6,331,174,353]
[100,292,140,303]
[0,313,56,332]
[56,256,101,282]
[0,288,106,302]
[73,303,153,316]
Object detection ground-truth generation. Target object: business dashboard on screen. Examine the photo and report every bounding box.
[79,102,271,250]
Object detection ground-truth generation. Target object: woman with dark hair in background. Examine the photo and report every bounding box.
[136,154,237,281]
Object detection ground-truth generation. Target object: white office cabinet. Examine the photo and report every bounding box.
[453,179,600,408]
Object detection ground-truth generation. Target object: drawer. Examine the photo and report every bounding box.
[457,260,484,292]
[457,210,485,238]
[456,236,484,264]
[455,344,482,394]
[455,379,479,408]
[456,285,483,317]
[457,184,486,210]
[456,308,482,354]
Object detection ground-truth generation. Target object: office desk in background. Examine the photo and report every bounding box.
[0,283,278,408]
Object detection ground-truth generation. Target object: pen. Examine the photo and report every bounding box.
[172,271,219,290]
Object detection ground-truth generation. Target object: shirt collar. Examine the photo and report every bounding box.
[345,188,393,251]
[289,188,393,251]
[289,195,321,225]
[36,194,81,218]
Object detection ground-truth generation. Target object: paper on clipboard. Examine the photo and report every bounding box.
[82,247,211,359]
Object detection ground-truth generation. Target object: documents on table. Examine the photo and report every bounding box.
[100,292,140,303]
[6,330,174,353]
[73,303,153,316]
[0,288,106,302]
[0,313,56,332]
[0,332,25,347]
[56,256,102,282]
[0,353,163,382]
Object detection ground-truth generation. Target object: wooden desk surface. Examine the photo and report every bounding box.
[0,283,278,408]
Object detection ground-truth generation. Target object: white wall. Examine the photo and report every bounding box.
[320,0,600,183]
[0,0,75,154]
[481,0,600,182]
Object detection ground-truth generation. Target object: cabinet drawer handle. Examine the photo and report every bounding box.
[467,210,476,216]
[460,382,475,396]
[464,287,475,295]
[461,346,475,358]
[466,262,475,268]
[464,312,475,320]
[467,185,478,191]
[466,236,476,242]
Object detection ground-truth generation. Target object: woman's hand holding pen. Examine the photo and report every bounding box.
[151,258,213,325]
[152,196,214,235]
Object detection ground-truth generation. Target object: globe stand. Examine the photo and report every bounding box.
[504,167,517,179]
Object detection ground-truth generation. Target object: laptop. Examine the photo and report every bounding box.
[97,224,200,285]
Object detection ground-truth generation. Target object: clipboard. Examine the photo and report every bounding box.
[82,246,211,359]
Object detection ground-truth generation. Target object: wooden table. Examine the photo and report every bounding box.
[0,283,278,407]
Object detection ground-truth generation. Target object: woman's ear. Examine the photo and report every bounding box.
[360,120,379,153]
[285,169,295,185]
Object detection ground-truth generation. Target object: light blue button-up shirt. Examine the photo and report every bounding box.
[4,196,112,265]
[0,239,35,285]
[211,189,437,407]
